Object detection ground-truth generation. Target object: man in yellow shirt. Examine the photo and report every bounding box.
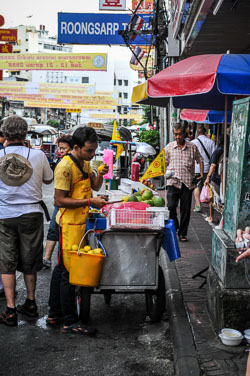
[47,127,108,335]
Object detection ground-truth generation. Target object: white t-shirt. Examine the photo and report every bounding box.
[0,145,53,219]
[191,135,215,174]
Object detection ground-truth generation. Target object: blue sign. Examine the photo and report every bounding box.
[58,13,152,45]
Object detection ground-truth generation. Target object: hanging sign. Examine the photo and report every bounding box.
[170,0,186,38]
[66,109,81,113]
[8,94,118,105]
[24,102,114,109]
[90,113,142,120]
[0,82,96,96]
[88,122,105,129]
[132,0,153,13]
[0,44,13,53]
[0,15,5,27]
[58,12,151,45]
[99,0,126,11]
[0,28,17,42]
[0,53,107,71]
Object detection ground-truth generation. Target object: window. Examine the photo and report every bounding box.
[119,92,122,98]
[124,80,128,86]
[123,93,128,99]
[118,79,122,86]
[114,79,116,85]
[82,77,89,83]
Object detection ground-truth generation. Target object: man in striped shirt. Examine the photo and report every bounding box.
[165,123,204,242]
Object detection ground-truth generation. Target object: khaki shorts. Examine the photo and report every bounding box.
[0,212,44,274]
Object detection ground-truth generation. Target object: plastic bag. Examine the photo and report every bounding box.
[200,185,213,203]
[103,202,151,227]
[102,201,149,216]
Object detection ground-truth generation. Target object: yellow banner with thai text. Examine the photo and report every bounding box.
[0,82,96,96]
[24,102,114,109]
[90,113,142,120]
[0,53,107,71]
[18,96,117,106]
[8,94,117,103]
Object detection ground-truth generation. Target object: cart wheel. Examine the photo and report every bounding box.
[103,291,112,305]
[79,287,92,324]
[145,266,166,322]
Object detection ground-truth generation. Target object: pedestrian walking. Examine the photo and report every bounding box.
[43,135,73,269]
[47,126,109,334]
[165,123,204,242]
[204,135,224,223]
[191,125,215,212]
[0,116,53,327]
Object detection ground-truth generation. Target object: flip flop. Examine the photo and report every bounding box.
[46,316,64,326]
[205,217,213,223]
[60,323,97,336]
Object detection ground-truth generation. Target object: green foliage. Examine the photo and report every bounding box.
[138,130,159,148]
[47,119,60,128]
[139,105,157,125]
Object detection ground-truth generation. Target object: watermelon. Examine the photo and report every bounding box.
[153,197,165,207]
[128,195,138,202]
[142,190,153,201]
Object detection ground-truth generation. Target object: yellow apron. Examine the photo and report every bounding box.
[58,155,92,271]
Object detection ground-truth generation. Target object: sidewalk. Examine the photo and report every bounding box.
[160,205,248,376]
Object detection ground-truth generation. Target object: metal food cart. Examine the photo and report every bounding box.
[76,208,168,324]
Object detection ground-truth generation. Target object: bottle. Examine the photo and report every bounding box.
[103,149,113,179]
[131,162,140,181]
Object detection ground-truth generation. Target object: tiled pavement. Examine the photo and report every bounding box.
[160,204,249,376]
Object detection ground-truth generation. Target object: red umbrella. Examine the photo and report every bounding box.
[180,109,232,123]
[146,54,250,198]
[147,54,250,110]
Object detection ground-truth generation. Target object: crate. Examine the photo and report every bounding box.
[106,208,165,230]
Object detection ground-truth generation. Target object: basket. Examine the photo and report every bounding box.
[106,208,165,230]
[69,251,105,287]
[69,229,106,287]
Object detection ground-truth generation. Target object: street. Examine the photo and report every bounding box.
[0,183,174,376]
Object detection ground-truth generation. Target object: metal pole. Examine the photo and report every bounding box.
[150,106,154,126]
[163,107,167,145]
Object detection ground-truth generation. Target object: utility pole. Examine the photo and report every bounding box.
[154,0,167,150]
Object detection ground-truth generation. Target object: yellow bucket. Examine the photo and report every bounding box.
[69,251,105,287]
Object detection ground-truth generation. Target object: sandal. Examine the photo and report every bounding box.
[0,311,18,327]
[179,235,188,242]
[60,323,97,336]
[205,217,214,223]
[46,316,64,326]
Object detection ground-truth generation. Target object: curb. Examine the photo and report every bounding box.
[160,250,201,376]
